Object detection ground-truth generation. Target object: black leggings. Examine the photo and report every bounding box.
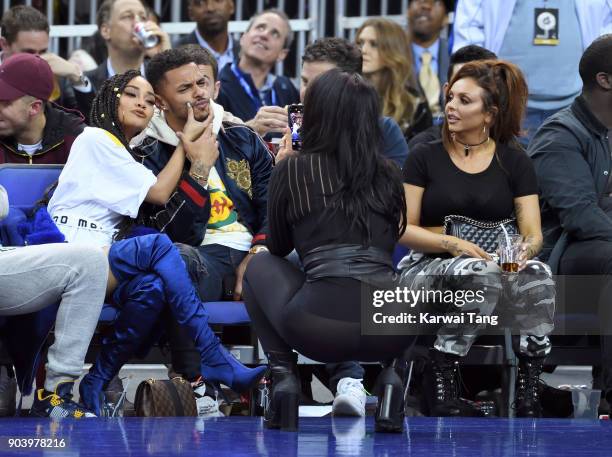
[243,252,416,363]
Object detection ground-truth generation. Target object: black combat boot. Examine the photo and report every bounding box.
[423,348,462,417]
[514,356,545,418]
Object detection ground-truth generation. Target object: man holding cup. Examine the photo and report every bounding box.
[72,0,171,118]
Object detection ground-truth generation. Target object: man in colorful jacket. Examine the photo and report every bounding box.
[133,47,272,414]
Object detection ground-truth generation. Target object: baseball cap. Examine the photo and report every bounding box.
[0,53,54,102]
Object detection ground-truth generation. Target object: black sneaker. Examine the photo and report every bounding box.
[30,381,96,419]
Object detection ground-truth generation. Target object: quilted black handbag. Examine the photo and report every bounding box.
[443,215,519,253]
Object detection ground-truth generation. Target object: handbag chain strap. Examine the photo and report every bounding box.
[443,214,516,234]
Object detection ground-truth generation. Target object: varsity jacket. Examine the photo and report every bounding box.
[135,103,273,247]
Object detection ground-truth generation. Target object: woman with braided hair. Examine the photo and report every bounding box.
[47,70,266,416]
[49,69,189,246]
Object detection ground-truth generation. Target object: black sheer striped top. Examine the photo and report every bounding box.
[266,154,398,258]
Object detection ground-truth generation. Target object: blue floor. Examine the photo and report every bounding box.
[0,416,609,456]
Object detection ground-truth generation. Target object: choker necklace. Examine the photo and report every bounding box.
[452,134,490,157]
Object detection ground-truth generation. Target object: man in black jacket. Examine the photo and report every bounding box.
[73,0,170,119]
[528,34,612,407]
[407,0,454,119]
[216,9,299,137]
[133,47,272,415]
[175,0,239,72]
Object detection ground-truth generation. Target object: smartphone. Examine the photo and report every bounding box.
[287,104,304,151]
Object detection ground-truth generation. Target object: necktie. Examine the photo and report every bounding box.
[419,51,441,115]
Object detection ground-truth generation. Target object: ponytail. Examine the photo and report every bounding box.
[443,60,528,147]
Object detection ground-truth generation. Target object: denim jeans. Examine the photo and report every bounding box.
[520,107,565,149]
[326,362,365,394]
[167,243,248,380]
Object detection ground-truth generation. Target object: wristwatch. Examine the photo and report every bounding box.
[248,245,269,255]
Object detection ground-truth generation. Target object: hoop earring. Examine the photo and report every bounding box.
[483,124,490,141]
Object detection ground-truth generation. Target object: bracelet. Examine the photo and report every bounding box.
[189,171,206,181]
[189,170,208,186]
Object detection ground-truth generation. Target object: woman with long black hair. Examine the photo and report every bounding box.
[242,69,415,433]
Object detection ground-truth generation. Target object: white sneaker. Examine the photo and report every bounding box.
[193,381,224,418]
[332,378,366,417]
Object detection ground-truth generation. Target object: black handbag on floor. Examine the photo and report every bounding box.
[443,215,519,253]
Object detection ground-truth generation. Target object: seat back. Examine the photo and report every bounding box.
[392,244,409,269]
[0,164,62,209]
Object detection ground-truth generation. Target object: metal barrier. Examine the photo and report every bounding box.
[48,18,316,78]
[334,0,409,39]
[0,0,317,79]
[333,0,453,43]
[1,0,447,77]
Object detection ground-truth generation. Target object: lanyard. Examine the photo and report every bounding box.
[230,63,278,111]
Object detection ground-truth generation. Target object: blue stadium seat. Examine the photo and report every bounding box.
[203,301,251,325]
[98,301,251,325]
[392,244,409,269]
[0,164,61,209]
[0,164,253,326]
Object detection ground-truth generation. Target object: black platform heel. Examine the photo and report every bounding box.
[264,351,300,432]
[374,359,405,433]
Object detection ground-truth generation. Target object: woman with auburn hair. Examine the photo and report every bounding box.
[356,17,431,140]
[399,60,555,418]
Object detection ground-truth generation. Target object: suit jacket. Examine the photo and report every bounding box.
[175,31,241,63]
[437,37,451,88]
[216,63,299,123]
[413,37,450,113]
[73,63,109,121]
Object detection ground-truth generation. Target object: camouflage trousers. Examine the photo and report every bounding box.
[398,254,555,358]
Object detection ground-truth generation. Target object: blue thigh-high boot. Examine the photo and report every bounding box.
[108,234,266,392]
[79,272,166,415]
